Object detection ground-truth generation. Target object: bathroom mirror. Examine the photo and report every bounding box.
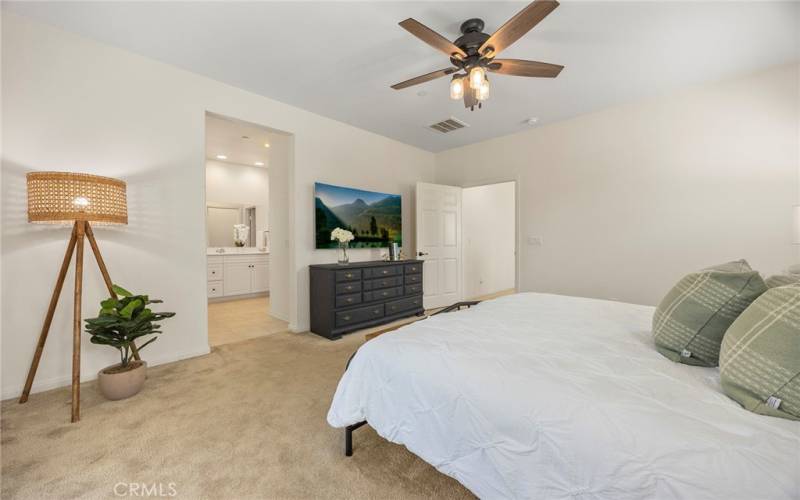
[206,203,256,247]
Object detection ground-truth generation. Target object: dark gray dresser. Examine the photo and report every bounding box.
[309,260,424,340]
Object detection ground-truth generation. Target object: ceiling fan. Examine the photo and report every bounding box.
[391,0,564,111]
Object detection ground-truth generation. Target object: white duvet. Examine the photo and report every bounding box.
[327,293,800,499]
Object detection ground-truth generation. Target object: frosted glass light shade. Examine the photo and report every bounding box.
[27,171,128,224]
[450,77,464,100]
[469,66,485,90]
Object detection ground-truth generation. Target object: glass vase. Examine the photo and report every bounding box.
[338,242,349,265]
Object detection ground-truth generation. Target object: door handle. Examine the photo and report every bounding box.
[418,252,429,256]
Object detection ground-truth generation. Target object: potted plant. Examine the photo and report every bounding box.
[84,285,175,400]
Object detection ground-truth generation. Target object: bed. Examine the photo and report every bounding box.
[327,293,800,499]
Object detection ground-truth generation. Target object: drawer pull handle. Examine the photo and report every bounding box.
[346,298,353,302]
[345,273,352,278]
[382,270,388,275]
[346,286,352,290]
[343,315,351,321]
[382,291,388,296]
[373,310,380,315]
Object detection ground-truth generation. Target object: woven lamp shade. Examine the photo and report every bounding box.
[27,172,127,224]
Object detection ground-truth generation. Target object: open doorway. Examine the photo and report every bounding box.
[204,113,291,347]
[462,181,517,301]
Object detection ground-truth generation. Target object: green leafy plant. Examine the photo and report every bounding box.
[84,285,175,369]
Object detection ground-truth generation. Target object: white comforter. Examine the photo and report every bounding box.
[327,293,800,500]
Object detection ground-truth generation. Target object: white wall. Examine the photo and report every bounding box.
[437,64,800,306]
[0,13,434,399]
[205,159,270,244]
[462,182,516,298]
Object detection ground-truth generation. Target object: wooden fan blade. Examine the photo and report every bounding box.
[488,59,563,78]
[479,0,559,57]
[399,18,467,59]
[391,67,458,90]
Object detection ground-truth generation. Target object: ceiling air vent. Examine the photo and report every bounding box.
[428,117,468,134]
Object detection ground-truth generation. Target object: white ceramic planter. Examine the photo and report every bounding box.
[97,361,147,400]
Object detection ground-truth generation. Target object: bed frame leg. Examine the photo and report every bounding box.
[345,421,367,456]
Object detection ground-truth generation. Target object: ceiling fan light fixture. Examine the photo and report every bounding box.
[469,66,485,90]
[477,77,490,101]
[450,76,465,100]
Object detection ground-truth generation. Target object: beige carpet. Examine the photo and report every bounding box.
[1,330,473,499]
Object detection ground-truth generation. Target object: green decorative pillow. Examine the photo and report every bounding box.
[720,284,800,421]
[653,260,767,367]
[765,274,800,288]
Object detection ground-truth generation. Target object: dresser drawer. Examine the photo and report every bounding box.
[336,304,384,328]
[363,286,402,302]
[207,264,223,281]
[386,295,422,316]
[405,283,422,295]
[207,281,223,298]
[404,263,422,274]
[336,281,361,295]
[364,266,400,279]
[363,276,402,291]
[335,293,362,308]
[404,273,422,285]
[335,269,362,282]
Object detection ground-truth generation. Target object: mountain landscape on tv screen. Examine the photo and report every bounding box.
[315,184,401,249]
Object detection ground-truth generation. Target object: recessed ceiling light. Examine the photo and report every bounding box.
[263,143,270,148]
[216,154,228,160]
[254,161,264,166]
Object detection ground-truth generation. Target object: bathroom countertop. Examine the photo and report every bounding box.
[207,247,269,255]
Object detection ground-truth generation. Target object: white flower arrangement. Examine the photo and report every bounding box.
[330,227,354,244]
[233,224,250,246]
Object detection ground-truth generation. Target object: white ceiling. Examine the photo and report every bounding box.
[6,1,799,152]
[205,113,281,168]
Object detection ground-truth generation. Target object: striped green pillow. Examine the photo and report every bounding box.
[765,274,800,288]
[720,284,800,421]
[653,260,767,367]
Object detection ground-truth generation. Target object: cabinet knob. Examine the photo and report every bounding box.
[345,273,352,278]
[346,298,353,302]
[382,270,388,275]
[346,286,352,290]
[343,315,351,321]
[382,291,388,296]
[373,309,380,315]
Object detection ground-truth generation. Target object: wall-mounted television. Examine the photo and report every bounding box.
[315,182,401,249]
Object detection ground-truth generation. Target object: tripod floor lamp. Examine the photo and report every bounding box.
[20,172,139,423]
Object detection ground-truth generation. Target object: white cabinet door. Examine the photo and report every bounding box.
[252,261,269,293]
[224,262,252,296]
[415,182,463,309]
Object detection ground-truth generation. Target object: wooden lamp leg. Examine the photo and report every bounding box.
[71,221,86,423]
[85,223,140,361]
[19,223,79,404]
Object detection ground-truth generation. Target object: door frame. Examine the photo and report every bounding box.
[458,177,520,296]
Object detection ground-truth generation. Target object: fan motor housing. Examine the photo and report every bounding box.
[451,18,491,68]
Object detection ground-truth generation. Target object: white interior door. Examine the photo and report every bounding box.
[415,182,462,309]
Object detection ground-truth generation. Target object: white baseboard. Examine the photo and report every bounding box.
[1,346,212,401]
[289,322,308,333]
